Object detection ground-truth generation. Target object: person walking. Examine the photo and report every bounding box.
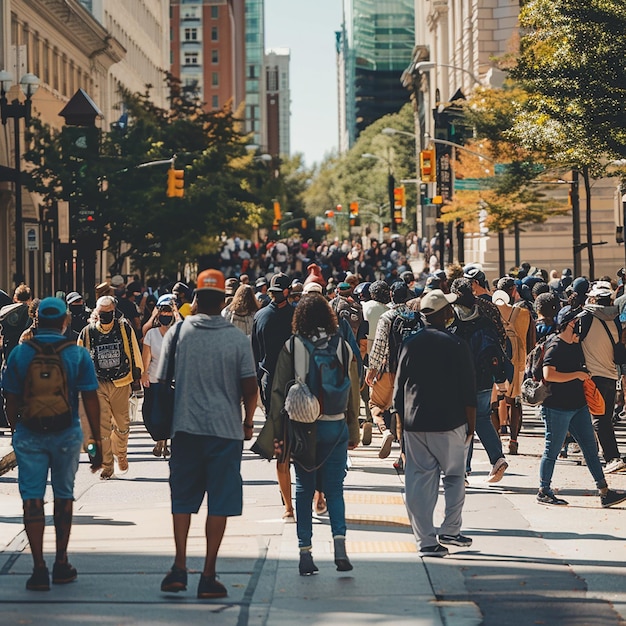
[577,281,626,473]
[394,289,476,557]
[366,281,412,458]
[537,305,626,507]
[221,283,260,336]
[3,297,102,590]
[251,273,296,520]
[450,278,509,483]
[254,293,360,575]
[141,294,177,458]
[77,296,143,479]
[158,269,258,599]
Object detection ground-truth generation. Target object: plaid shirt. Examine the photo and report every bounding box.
[368,303,409,374]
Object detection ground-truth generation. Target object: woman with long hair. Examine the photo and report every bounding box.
[254,294,360,575]
[222,284,259,336]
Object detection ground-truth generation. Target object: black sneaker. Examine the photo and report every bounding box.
[52,561,77,584]
[419,544,449,557]
[26,566,50,591]
[298,551,319,576]
[601,489,626,508]
[197,574,227,599]
[160,565,187,592]
[438,533,473,547]
[537,490,569,506]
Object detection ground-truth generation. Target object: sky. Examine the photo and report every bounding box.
[265,0,343,168]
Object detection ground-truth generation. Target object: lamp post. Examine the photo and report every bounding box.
[0,71,40,286]
[361,150,395,231]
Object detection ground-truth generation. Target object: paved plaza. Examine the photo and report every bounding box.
[1,407,626,625]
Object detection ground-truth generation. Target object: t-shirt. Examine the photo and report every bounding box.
[143,327,164,383]
[178,302,192,318]
[157,314,256,440]
[3,328,99,425]
[393,327,476,432]
[542,337,586,410]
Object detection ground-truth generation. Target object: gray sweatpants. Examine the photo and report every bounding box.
[404,425,468,549]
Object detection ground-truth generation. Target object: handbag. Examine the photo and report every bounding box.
[583,377,605,415]
[144,322,182,441]
[521,378,551,406]
[284,378,320,423]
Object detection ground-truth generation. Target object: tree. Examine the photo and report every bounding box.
[302,104,418,236]
[24,74,269,278]
[510,0,626,277]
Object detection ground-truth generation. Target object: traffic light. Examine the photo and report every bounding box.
[420,150,436,183]
[349,201,359,226]
[393,186,405,225]
[167,168,185,197]
[273,200,282,221]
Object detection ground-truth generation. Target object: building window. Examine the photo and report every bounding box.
[212,95,219,108]
[184,28,197,41]
[211,6,219,19]
[184,52,198,65]
[211,26,218,41]
[211,72,219,86]
[211,49,219,63]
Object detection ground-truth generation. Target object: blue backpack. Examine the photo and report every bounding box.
[299,334,351,415]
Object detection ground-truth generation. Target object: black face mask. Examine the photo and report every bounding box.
[158,315,173,327]
[70,304,84,314]
[99,310,115,324]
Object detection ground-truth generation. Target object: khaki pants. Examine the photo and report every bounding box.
[97,381,131,471]
[368,372,395,431]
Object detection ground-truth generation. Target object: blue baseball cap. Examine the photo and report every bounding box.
[38,297,68,320]
[157,294,175,307]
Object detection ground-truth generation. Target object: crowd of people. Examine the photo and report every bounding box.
[2,232,626,594]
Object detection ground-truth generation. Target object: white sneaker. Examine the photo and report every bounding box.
[486,457,508,483]
[604,458,626,474]
[379,430,394,459]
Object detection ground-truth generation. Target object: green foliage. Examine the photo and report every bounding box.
[512,0,626,168]
[24,73,275,277]
[303,104,417,229]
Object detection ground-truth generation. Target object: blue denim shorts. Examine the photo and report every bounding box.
[12,422,83,500]
[169,433,243,516]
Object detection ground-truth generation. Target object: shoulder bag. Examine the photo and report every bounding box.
[144,322,182,441]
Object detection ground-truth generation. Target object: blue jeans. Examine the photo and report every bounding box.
[539,405,607,491]
[466,389,504,473]
[12,422,83,500]
[294,420,348,548]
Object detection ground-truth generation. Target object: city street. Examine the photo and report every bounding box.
[1,407,626,625]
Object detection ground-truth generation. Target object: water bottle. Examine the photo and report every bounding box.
[86,439,97,458]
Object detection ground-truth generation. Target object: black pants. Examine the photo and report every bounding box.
[592,376,620,462]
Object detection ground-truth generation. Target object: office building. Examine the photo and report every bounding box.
[265,47,289,158]
[338,0,415,152]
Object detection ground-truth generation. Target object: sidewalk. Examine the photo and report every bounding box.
[1,408,626,625]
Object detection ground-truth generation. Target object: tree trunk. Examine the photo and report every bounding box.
[582,166,594,279]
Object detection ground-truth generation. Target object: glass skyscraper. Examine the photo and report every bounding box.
[245,0,266,149]
[339,0,414,151]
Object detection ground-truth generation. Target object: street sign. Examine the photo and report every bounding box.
[454,178,490,191]
[25,226,39,251]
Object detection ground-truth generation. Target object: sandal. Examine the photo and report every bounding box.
[152,442,163,457]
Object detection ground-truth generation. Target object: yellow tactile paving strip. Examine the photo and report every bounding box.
[346,541,417,553]
[344,493,405,505]
[346,514,411,527]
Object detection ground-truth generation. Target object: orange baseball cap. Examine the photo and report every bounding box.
[195,269,226,293]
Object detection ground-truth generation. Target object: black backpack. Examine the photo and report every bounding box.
[388,309,424,374]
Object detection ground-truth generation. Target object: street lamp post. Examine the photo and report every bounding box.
[0,71,40,286]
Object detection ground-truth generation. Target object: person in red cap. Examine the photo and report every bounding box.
[303,263,326,289]
[159,269,258,599]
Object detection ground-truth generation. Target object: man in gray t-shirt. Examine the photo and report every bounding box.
[157,269,258,600]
